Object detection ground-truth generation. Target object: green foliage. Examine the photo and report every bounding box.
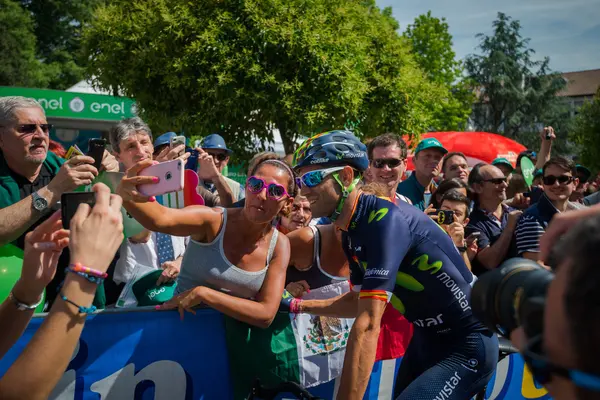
[0,0,98,89]
[82,0,449,160]
[465,13,568,143]
[0,0,47,87]
[570,89,600,172]
[403,11,473,131]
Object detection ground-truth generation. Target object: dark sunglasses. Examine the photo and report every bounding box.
[372,158,403,169]
[482,177,507,185]
[246,176,289,200]
[522,335,600,391]
[542,175,573,186]
[207,152,228,162]
[16,124,53,135]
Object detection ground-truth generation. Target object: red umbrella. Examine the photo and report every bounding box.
[403,132,526,171]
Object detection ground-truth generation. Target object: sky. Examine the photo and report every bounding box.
[376,0,600,73]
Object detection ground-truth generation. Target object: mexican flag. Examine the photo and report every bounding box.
[224,281,352,399]
[224,281,412,399]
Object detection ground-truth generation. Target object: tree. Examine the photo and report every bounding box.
[403,11,473,131]
[20,0,101,89]
[0,0,46,87]
[81,0,449,159]
[465,13,567,140]
[570,89,600,172]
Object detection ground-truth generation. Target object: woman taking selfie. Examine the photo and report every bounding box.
[117,158,296,328]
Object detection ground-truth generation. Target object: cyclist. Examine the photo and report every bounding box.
[289,130,498,399]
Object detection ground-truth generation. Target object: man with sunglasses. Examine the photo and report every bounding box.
[0,96,119,303]
[200,134,244,201]
[515,157,581,262]
[291,130,497,400]
[366,133,411,204]
[467,163,522,275]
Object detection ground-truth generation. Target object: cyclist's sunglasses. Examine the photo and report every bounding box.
[542,175,574,186]
[482,177,508,185]
[246,176,289,200]
[14,124,53,135]
[522,335,600,391]
[206,152,228,162]
[296,167,344,189]
[372,158,404,169]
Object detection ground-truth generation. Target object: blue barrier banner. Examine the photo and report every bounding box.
[0,309,552,400]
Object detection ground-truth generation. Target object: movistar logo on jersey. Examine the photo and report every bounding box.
[437,272,471,312]
[368,208,388,223]
[411,254,443,274]
[435,371,462,400]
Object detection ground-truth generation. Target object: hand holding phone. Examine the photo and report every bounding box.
[465,231,481,245]
[61,192,96,229]
[137,159,184,197]
[87,139,106,171]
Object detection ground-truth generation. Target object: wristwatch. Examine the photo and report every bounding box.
[457,246,468,253]
[32,191,49,212]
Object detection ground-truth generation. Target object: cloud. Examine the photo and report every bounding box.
[377,0,600,72]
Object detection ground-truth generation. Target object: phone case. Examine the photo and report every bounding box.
[137,159,184,197]
[61,192,96,229]
[170,136,186,147]
[88,139,106,170]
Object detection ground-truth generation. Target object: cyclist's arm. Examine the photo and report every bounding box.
[299,291,358,318]
[339,211,411,399]
[337,297,385,400]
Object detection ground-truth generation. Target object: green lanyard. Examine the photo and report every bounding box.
[330,173,361,222]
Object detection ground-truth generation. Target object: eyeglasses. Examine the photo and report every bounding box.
[15,124,53,135]
[246,176,289,200]
[296,167,344,189]
[481,177,508,185]
[522,335,600,391]
[543,175,574,186]
[372,158,403,169]
[207,152,228,162]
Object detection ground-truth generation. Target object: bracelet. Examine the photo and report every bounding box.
[290,298,303,314]
[9,290,43,311]
[69,263,108,279]
[65,267,104,284]
[60,293,97,314]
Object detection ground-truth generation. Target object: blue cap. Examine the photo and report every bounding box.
[415,138,447,155]
[154,132,176,148]
[201,134,232,153]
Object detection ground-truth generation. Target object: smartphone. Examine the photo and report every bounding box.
[523,192,532,198]
[87,139,106,171]
[137,159,184,197]
[185,149,199,172]
[170,135,186,148]
[61,192,96,229]
[437,210,454,225]
[465,231,481,245]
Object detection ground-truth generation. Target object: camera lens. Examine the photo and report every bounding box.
[165,172,172,180]
[471,258,553,336]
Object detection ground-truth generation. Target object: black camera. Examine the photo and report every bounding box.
[471,258,553,338]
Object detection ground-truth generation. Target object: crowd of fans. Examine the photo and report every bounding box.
[1,95,600,399]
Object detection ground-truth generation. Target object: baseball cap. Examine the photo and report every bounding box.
[201,134,232,153]
[132,270,177,306]
[533,168,543,179]
[154,132,177,148]
[576,165,591,181]
[492,157,514,172]
[415,138,447,156]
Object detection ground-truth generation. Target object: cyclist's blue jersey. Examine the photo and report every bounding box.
[342,194,485,334]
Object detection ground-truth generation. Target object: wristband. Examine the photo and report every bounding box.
[69,263,108,279]
[290,298,303,314]
[65,267,104,284]
[9,290,43,311]
[60,293,97,314]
